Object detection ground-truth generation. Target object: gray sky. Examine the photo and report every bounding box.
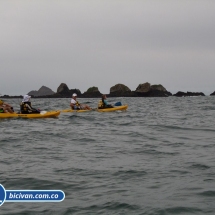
[1,0,215,95]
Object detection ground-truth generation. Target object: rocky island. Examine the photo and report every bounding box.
[27,82,173,98]
[0,82,212,98]
[173,91,205,97]
[28,86,55,96]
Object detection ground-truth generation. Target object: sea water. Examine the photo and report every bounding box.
[0,97,215,215]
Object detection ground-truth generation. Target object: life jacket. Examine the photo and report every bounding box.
[0,100,3,105]
[75,101,81,106]
[20,101,32,113]
[98,99,113,109]
[71,100,81,110]
[98,100,104,109]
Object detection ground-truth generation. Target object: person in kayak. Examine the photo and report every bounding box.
[70,93,91,110]
[98,94,114,109]
[20,95,40,114]
[0,100,14,113]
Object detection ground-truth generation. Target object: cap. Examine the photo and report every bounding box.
[72,93,77,97]
[23,95,31,102]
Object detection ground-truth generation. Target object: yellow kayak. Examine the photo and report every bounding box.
[61,109,91,113]
[97,105,128,112]
[61,105,128,113]
[0,110,60,118]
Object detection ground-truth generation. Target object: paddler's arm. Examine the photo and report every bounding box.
[70,102,76,110]
[3,102,12,108]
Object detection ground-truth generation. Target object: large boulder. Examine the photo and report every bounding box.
[54,83,81,97]
[82,86,102,98]
[109,84,132,97]
[57,83,70,95]
[151,84,167,92]
[150,84,172,96]
[28,86,55,96]
[135,82,171,97]
[210,91,215,96]
[173,91,205,97]
[56,83,69,96]
[135,82,151,93]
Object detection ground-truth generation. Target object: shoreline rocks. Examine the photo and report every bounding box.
[109,84,132,97]
[28,86,55,97]
[134,83,172,97]
[173,91,205,97]
[1,83,213,98]
[54,83,81,97]
[82,87,102,98]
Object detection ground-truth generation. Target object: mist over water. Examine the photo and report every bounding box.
[1,97,215,215]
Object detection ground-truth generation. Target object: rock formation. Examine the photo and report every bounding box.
[82,86,102,98]
[109,84,132,97]
[28,86,55,96]
[210,91,215,96]
[135,83,172,97]
[57,83,70,95]
[173,91,205,97]
[135,82,151,93]
[56,83,81,97]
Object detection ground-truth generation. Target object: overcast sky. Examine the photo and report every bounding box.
[1,0,215,95]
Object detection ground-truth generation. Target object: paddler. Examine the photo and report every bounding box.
[20,95,40,114]
[98,94,114,109]
[70,93,91,110]
[0,99,14,113]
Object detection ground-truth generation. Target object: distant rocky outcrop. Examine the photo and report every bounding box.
[55,83,81,97]
[135,82,151,93]
[109,84,132,97]
[134,82,172,97]
[57,83,70,95]
[82,86,102,98]
[173,91,205,97]
[3,81,212,98]
[28,86,55,96]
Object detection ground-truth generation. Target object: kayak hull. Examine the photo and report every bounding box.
[97,105,128,112]
[0,111,60,118]
[61,105,128,113]
[62,109,91,113]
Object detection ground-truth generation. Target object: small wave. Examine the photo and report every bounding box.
[102,201,140,210]
[4,177,68,190]
[61,202,140,215]
[189,163,211,170]
[112,170,147,179]
[198,190,215,197]
[132,149,179,156]
[169,169,190,175]
[148,124,215,132]
[157,206,203,214]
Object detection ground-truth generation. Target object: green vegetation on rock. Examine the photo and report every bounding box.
[151,84,166,92]
[86,86,99,93]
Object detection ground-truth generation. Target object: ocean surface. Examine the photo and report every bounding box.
[0,97,215,215]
